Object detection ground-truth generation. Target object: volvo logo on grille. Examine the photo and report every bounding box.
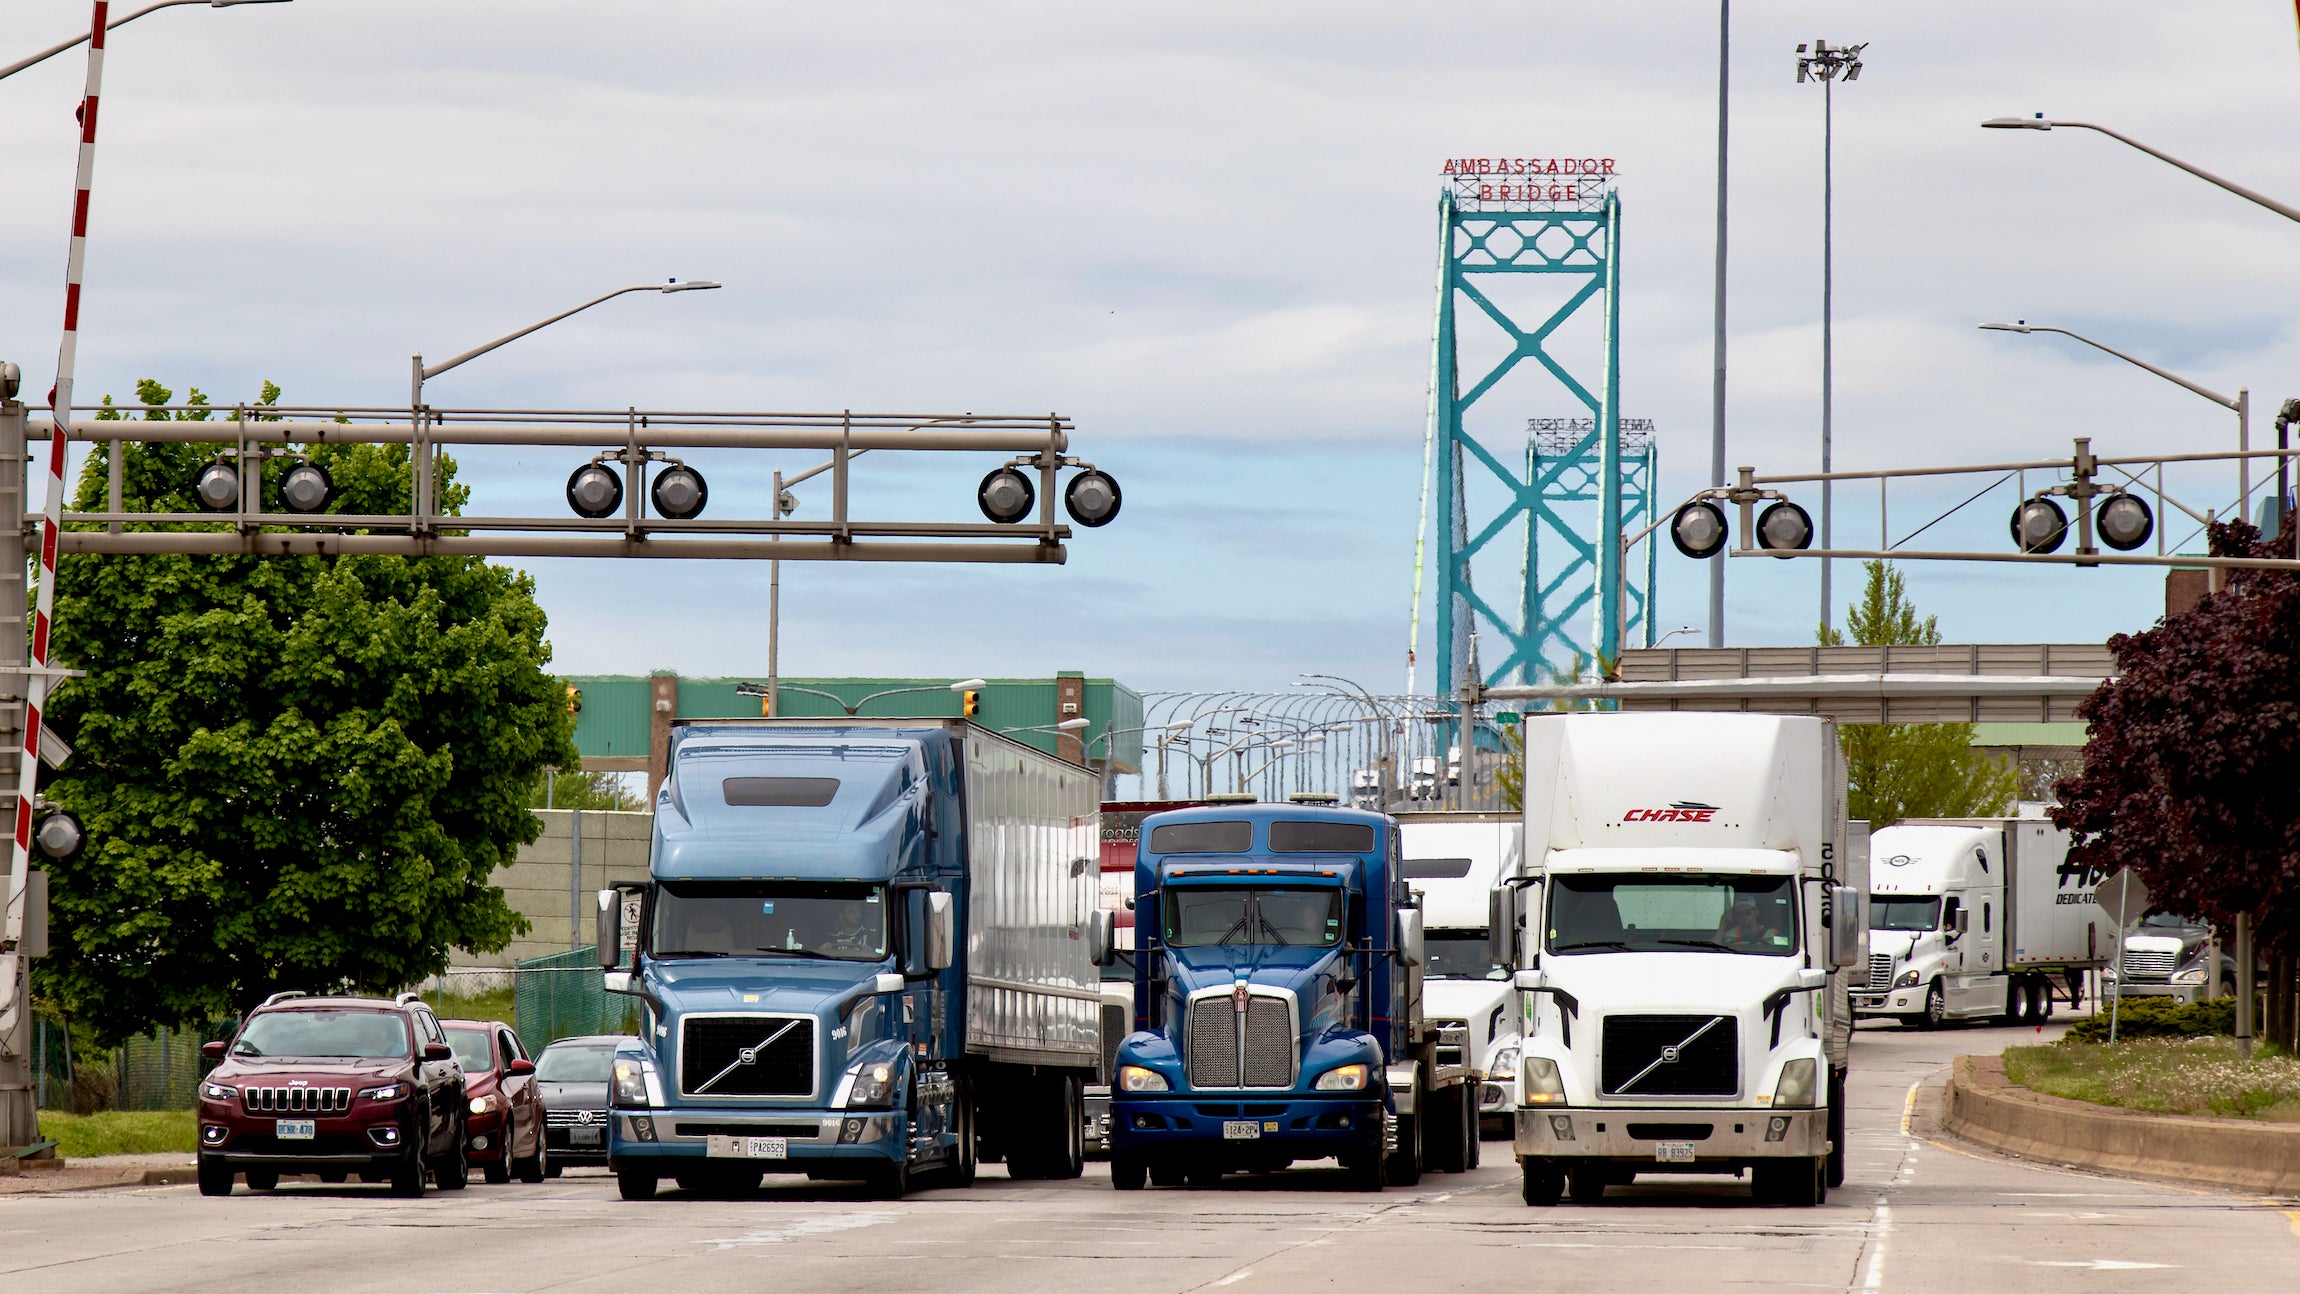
[1659,1046,1681,1064]
[738,1046,759,1065]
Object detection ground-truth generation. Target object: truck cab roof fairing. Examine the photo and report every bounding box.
[655,728,931,883]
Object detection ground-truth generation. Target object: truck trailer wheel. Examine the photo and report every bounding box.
[1150,1161,1185,1188]
[1520,1159,1564,1206]
[1424,1084,1467,1174]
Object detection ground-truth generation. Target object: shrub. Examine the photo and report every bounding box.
[2061,994,2235,1043]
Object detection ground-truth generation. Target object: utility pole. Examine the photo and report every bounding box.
[1709,0,1729,647]
[1797,38,1867,634]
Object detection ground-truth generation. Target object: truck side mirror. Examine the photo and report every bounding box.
[1396,908,1424,969]
[1488,888,1512,970]
[1954,907,1970,936]
[924,891,956,971]
[1089,909,1119,967]
[1827,885,1861,969]
[594,888,620,969]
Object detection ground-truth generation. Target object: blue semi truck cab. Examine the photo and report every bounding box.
[595,719,1111,1200]
[1107,800,1475,1190]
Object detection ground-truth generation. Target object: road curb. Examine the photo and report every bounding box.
[1945,1054,2300,1194]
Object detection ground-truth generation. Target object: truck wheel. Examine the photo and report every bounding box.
[196,1154,234,1197]
[615,1168,657,1201]
[1753,1157,1826,1207]
[1056,1074,1085,1180]
[942,1075,979,1189]
[1111,1153,1147,1191]
[1341,1149,1384,1192]
[1826,1070,1847,1189]
[1384,1105,1423,1187]
[1186,1165,1223,1188]
[1463,1091,1481,1171]
[1520,1159,1564,1206]
[1567,1165,1606,1204]
[1921,982,1947,1030]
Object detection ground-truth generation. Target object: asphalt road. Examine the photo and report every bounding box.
[4,1020,2295,1293]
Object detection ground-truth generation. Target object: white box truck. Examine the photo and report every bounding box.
[1855,814,2106,1027]
[1398,811,1523,1139]
[1504,713,1865,1208]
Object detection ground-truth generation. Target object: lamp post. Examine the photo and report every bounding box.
[1710,0,1730,647]
[1296,673,1398,803]
[1002,717,1091,765]
[737,677,984,717]
[0,0,289,82]
[1981,116,2300,227]
[1087,722,1191,799]
[1979,322,2250,514]
[412,280,720,408]
[1796,37,1866,633]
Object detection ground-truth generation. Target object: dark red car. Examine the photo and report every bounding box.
[441,1018,545,1183]
[196,992,468,1197]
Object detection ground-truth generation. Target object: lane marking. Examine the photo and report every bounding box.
[2033,1260,2173,1270]
[1214,1270,1253,1286]
[2288,1210,2300,1239]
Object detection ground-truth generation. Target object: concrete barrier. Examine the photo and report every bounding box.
[1945,1054,2300,1194]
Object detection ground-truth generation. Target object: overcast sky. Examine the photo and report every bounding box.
[0,0,2294,697]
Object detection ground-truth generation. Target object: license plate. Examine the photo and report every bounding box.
[1222,1120,1261,1141]
[1654,1141,1696,1163]
[706,1134,788,1159]
[570,1126,602,1145]
[275,1119,315,1140]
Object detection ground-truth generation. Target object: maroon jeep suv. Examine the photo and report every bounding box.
[197,992,469,1197]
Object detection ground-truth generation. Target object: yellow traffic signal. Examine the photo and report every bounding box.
[565,684,583,715]
[962,689,980,718]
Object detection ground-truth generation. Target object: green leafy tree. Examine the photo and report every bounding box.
[1821,561,2019,827]
[33,380,576,1045]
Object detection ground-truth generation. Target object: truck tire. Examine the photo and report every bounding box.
[1463,1090,1481,1171]
[1423,1084,1463,1174]
[1111,1153,1147,1191]
[1056,1075,1085,1180]
[1520,1159,1564,1206]
[866,1156,911,1200]
[615,1168,657,1201]
[940,1075,979,1189]
[1567,1164,1606,1204]
[1341,1149,1384,1192]
[1921,982,1946,1030]
[1384,1102,1423,1187]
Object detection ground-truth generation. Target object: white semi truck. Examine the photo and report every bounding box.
[1855,816,2107,1027]
[1397,811,1523,1139]
[1504,713,1866,1208]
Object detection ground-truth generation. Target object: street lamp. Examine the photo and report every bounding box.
[1087,721,1192,798]
[1795,37,1867,633]
[736,677,984,717]
[0,0,290,83]
[1979,321,2252,514]
[1981,116,2300,227]
[413,279,719,408]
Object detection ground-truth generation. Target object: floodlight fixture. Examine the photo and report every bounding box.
[1063,469,1122,528]
[1754,500,1814,557]
[278,459,334,513]
[978,467,1034,524]
[566,461,623,518]
[2010,496,2069,554]
[949,679,988,691]
[193,460,240,512]
[1981,115,2052,131]
[34,809,83,861]
[650,462,708,520]
[1669,500,1730,559]
[2096,492,2155,551]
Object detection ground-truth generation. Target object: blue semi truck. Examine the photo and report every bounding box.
[595,719,1114,1200]
[1107,799,1475,1190]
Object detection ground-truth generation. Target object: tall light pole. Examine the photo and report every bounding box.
[1981,116,2300,227]
[1797,38,1866,633]
[1980,322,2250,514]
[1709,0,1730,647]
[411,279,720,408]
[0,0,289,82]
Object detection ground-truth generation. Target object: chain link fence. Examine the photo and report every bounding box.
[511,947,640,1048]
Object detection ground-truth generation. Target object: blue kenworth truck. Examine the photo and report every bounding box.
[1107,799,1475,1190]
[595,719,1114,1200]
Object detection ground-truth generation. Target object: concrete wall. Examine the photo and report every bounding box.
[453,810,653,968]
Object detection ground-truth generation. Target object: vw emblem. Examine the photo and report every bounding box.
[577,1110,596,1125]
[1659,1046,1681,1064]
[737,1046,759,1065]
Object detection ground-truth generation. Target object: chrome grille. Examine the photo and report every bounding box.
[243,1086,350,1115]
[1867,953,1894,992]
[2120,948,2178,979]
[1600,1015,1738,1097]
[681,1015,815,1098]
[1099,1002,1128,1084]
[1186,992,1295,1089]
[545,1108,608,1128]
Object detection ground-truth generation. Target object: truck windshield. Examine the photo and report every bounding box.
[1547,874,1798,956]
[1163,887,1342,948]
[652,881,888,962]
[1426,933,1504,979]
[1870,896,1944,932]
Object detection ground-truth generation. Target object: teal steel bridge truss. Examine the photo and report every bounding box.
[1427,185,1646,690]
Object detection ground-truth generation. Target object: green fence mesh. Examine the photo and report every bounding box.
[513,946,639,1050]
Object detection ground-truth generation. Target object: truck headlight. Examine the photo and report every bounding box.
[846,1060,898,1109]
[1118,1065,1169,1093]
[1892,969,1920,989]
[1520,1056,1565,1105]
[1487,1045,1519,1080]
[611,1057,652,1107]
[2172,966,2207,985]
[1772,1057,1817,1109]
[1313,1063,1369,1091]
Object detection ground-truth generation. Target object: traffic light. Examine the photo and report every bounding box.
[962,689,980,718]
[566,684,583,715]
